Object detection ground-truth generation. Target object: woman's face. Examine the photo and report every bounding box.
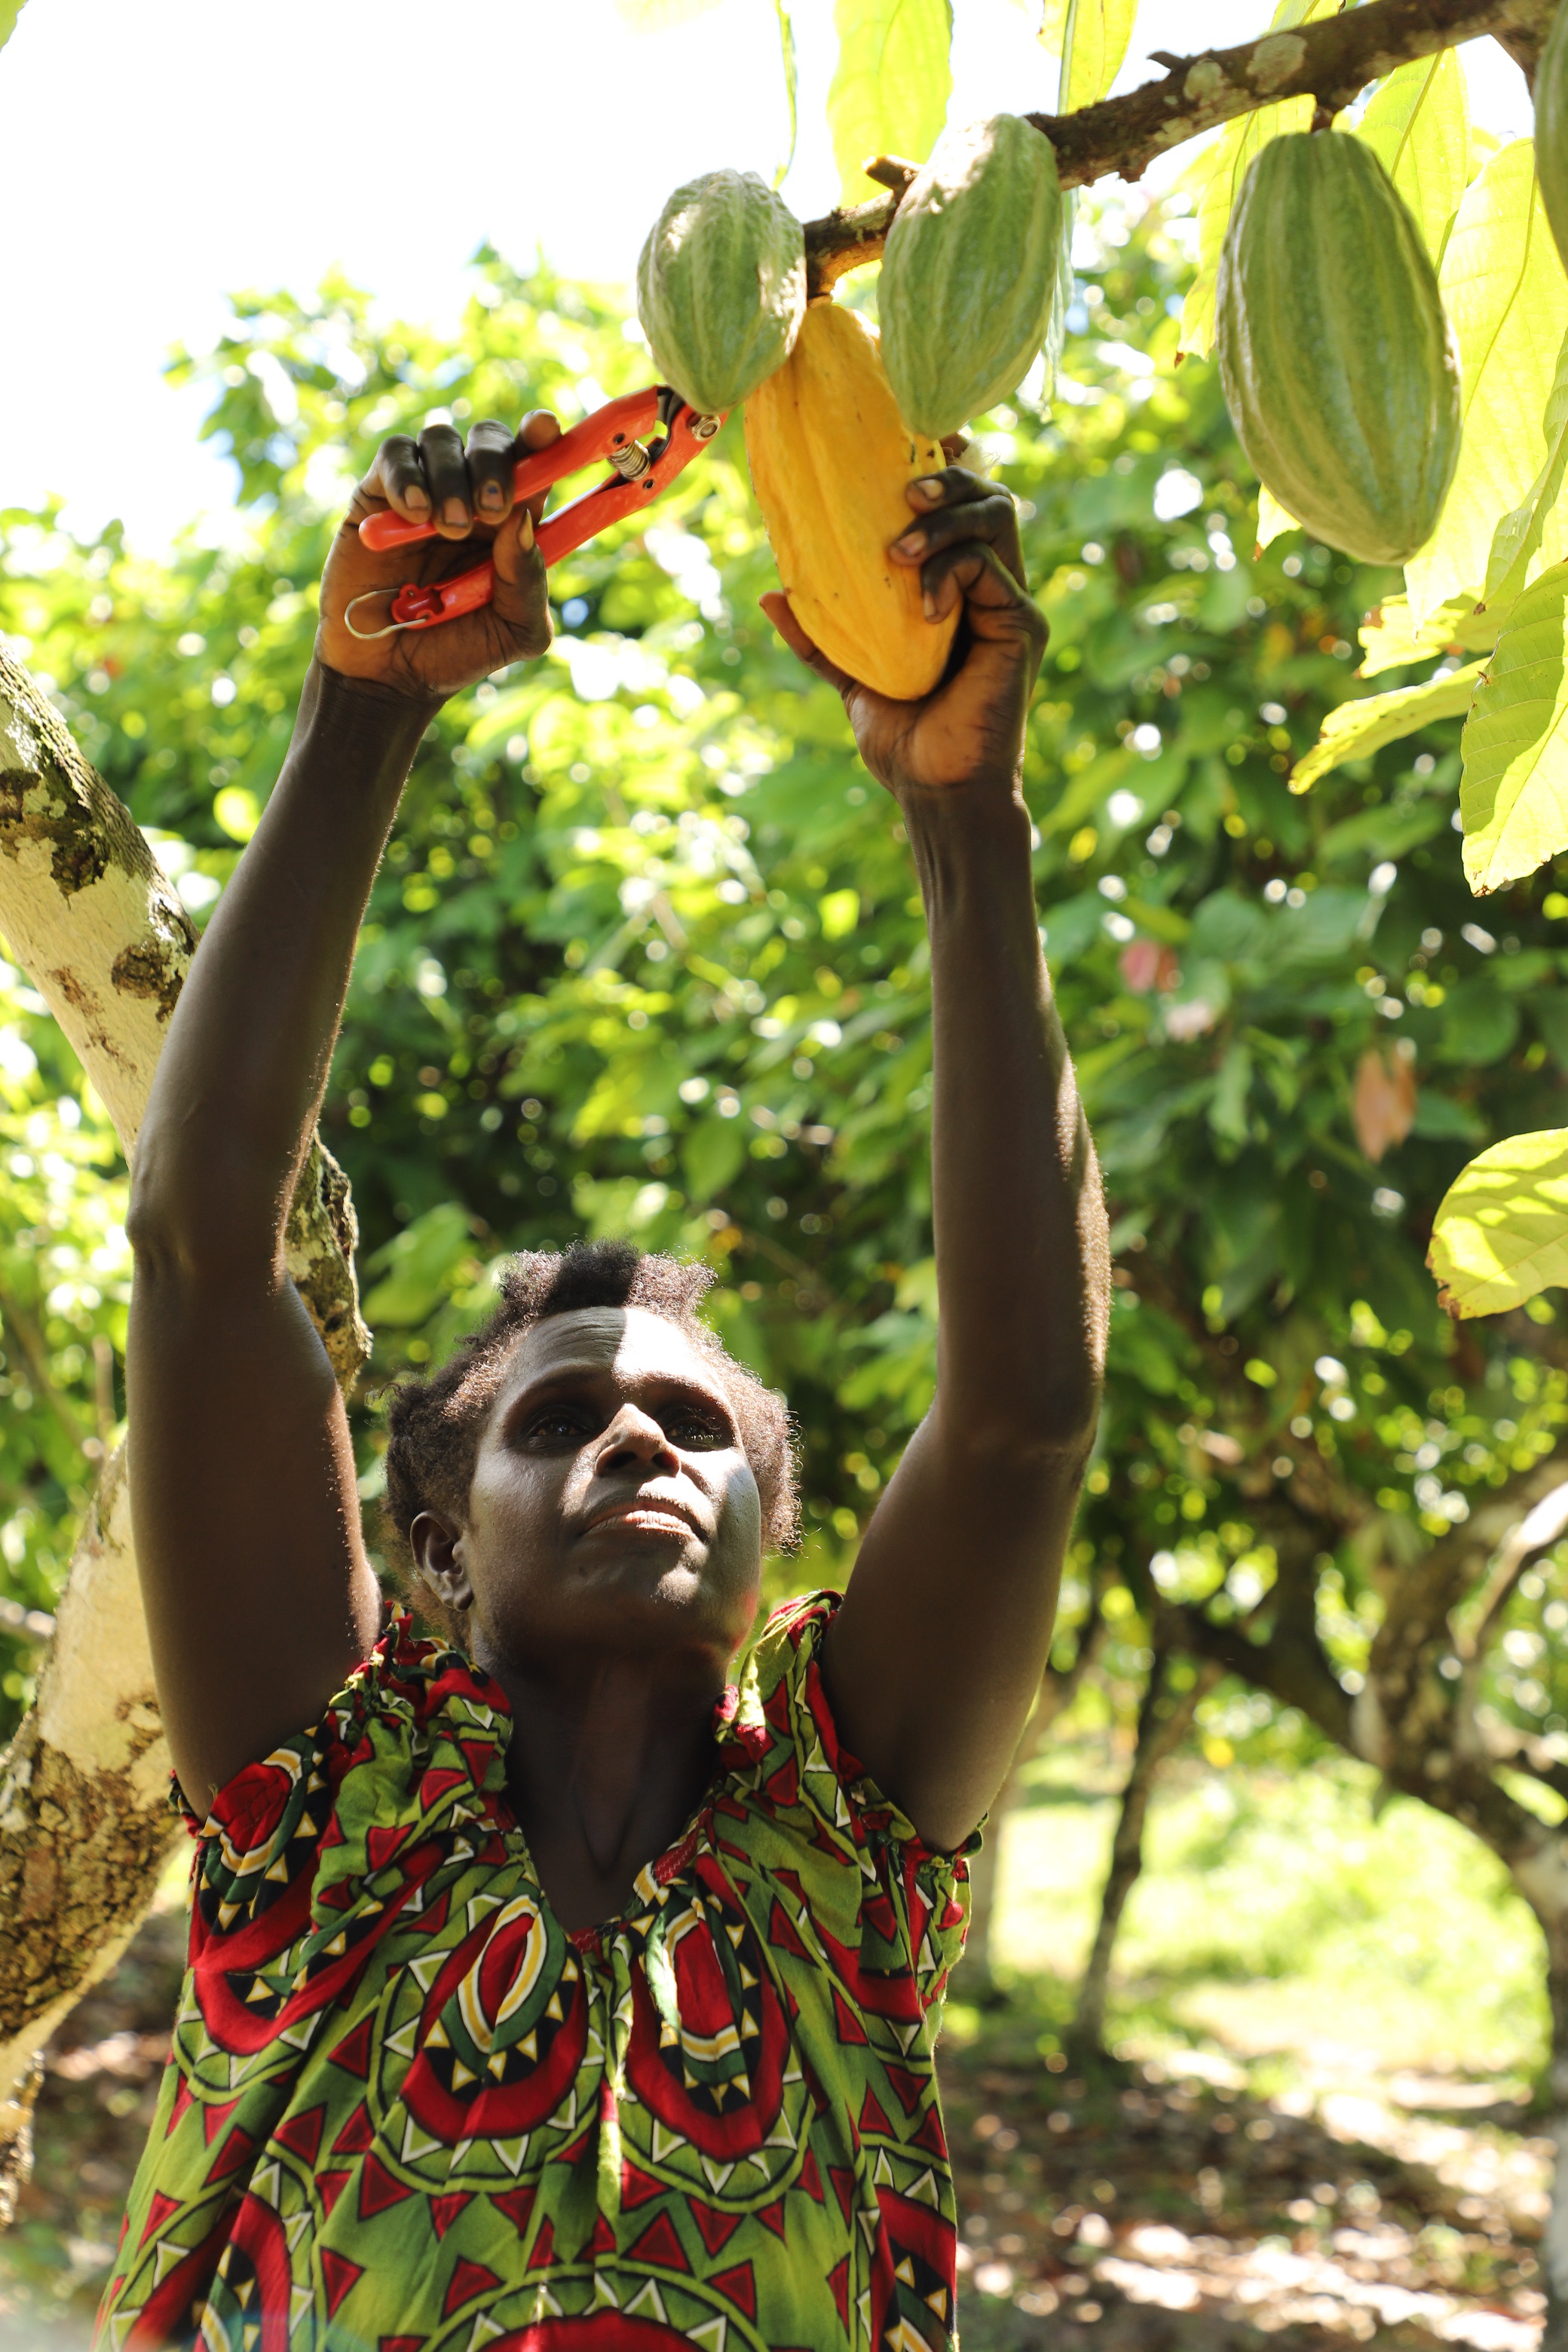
[412,1306,764,1674]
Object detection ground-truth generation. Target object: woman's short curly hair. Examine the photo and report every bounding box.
[380,1239,797,1640]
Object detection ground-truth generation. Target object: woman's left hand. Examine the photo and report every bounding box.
[760,468,1047,804]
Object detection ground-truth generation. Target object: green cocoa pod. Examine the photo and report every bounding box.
[1216,132,1461,568]
[636,170,806,415]
[879,114,1067,441]
[1536,1,1568,275]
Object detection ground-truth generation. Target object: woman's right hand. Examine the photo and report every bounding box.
[317,410,561,702]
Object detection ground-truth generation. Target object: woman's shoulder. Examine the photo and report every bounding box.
[176,1604,511,1857]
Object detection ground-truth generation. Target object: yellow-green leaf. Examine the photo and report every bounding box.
[1046,0,1138,114]
[774,1,799,184]
[0,0,28,50]
[1459,556,1568,893]
[1354,46,1470,261]
[1485,321,1568,608]
[1358,593,1500,678]
[1254,485,1300,551]
[1404,142,1568,625]
[612,0,721,23]
[1429,1128,1568,1316]
[1178,0,1338,361]
[1289,663,1483,795]
[828,0,953,207]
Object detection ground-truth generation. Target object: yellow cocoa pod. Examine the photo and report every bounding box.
[744,301,959,700]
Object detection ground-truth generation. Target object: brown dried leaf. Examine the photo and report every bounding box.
[1353,1047,1418,1164]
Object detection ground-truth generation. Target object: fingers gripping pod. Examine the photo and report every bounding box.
[348,388,724,635]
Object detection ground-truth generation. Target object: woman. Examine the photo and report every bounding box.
[100,400,1107,2351]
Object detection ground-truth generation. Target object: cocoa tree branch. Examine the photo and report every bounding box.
[1472,1722,1568,1806]
[804,0,1555,292]
[1156,1594,1355,1748]
[1457,1476,1568,1662]
[1365,1453,1568,1775]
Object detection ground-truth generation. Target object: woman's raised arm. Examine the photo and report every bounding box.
[127,415,557,1811]
[767,470,1111,1856]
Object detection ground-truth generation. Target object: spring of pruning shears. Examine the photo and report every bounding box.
[345,385,724,637]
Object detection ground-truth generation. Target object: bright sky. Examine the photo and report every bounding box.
[5,0,1531,549]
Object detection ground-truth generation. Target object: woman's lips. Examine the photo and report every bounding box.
[584,1499,698,1539]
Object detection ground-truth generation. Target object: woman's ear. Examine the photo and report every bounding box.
[409,1511,472,1616]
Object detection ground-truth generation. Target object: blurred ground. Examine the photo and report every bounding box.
[947,1995,1547,2349]
[0,1751,1554,2349]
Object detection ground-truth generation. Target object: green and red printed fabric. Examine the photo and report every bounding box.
[96,1590,975,2352]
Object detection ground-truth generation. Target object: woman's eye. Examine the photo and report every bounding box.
[525,1410,592,1444]
[669,1414,726,1449]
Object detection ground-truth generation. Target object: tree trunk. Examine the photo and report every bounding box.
[1070,1649,1220,2060]
[0,650,369,2207]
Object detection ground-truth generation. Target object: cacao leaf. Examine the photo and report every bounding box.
[1052,0,1138,114]
[773,1,798,185]
[1288,663,1484,795]
[1178,0,1338,362]
[0,0,23,49]
[1484,320,1568,608]
[1357,593,1499,679]
[1352,1047,1418,1164]
[1404,142,1568,626]
[827,0,953,207]
[1429,1127,1568,1317]
[1459,557,1568,893]
[612,0,722,22]
[1354,47,1470,262]
[1254,486,1300,552]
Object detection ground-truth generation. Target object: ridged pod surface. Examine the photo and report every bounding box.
[880,115,1067,440]
[636,170,806,415]
[1538,2,1568,274]
[1215,132,1461,567]
[746,302,959,701]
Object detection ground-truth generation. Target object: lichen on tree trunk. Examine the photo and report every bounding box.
[0,1447,173,2225]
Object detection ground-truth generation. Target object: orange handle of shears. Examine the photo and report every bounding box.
[362,393,725,632]
[359,389,664,555]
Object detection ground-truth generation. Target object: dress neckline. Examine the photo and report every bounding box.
[487,1677,751,1952]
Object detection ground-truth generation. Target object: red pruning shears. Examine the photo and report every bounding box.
[346,386,724,637]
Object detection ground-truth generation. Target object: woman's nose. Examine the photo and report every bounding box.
[596,1405,677,1468]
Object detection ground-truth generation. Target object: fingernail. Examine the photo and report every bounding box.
[479,484,504,513]
[914,477,945,502]
[893,531,925,556]
[405,485,430,513]
[519,509,535,550]
[923,591,938,620]
[443,498,468,528]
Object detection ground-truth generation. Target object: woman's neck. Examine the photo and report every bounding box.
[478,1643,730,1931]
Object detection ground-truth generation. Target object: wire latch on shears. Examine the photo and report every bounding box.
[345,385,724,639]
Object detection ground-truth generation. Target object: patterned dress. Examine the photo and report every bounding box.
[96,1591,975,2352]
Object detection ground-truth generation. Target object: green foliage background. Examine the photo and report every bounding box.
[5,194,1568,1845]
